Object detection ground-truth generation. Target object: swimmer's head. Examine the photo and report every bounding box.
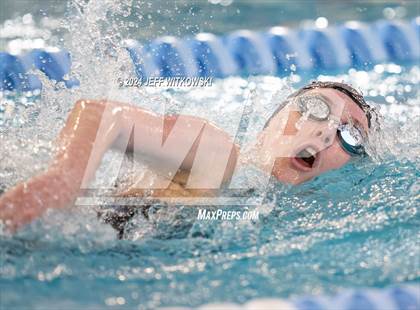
[257,81,377,184]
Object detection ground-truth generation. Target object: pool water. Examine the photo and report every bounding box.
[1,1,419,309]
[1,64,419,309]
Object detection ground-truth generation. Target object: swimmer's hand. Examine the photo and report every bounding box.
[0,165,79,232]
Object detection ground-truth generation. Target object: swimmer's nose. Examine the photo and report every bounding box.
[313,129,335,148]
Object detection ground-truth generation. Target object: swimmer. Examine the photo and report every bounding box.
[0,81,375,232]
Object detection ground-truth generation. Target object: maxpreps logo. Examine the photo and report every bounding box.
[196,209,260,221]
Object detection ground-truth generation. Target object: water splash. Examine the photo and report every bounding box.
[0,1,419,308]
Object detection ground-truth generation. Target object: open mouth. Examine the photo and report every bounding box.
[291,146,319,171]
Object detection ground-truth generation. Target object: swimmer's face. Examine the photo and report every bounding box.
[258,88,369,184]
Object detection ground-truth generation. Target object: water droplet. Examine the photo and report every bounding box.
[315,17,328,28]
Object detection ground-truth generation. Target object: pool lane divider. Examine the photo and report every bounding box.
[0,17,419,91]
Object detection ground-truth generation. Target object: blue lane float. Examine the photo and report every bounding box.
[0,49,79,91]
[164,284,419,310]
[0,17,419,91]
[0,52,41,91]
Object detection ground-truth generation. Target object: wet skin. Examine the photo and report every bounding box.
[0,87,369,231]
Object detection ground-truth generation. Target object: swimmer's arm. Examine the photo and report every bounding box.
[0,99,237,230]
[0,100,121,231]
[60,99,238,185]
[114,103,239,183]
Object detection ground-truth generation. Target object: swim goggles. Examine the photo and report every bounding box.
[295,94,366,156]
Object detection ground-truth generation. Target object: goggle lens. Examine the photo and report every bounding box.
[297,95,331,121]
[337,124,366,156]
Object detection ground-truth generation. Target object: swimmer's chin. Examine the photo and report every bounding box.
[270,158,314,185]
[273,174,314,185]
